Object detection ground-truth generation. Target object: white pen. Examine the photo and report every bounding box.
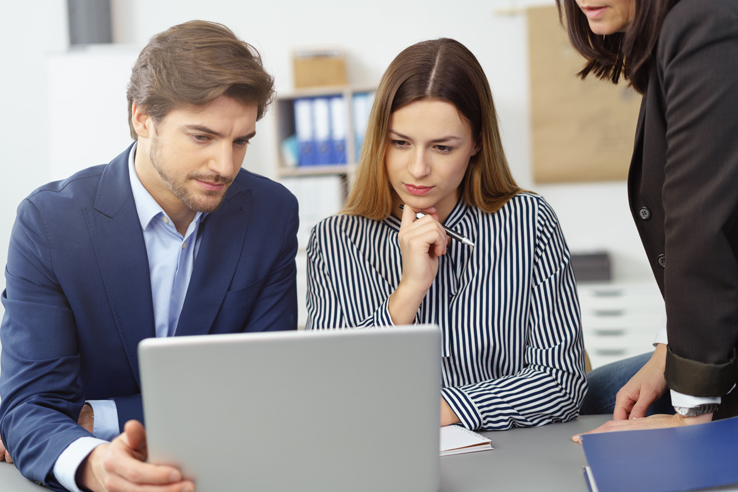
[399,204,475,247]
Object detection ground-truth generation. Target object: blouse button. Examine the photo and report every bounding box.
[639,207,651,220]
[657,254,666,268]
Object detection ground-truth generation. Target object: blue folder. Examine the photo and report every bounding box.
[312,97,332,165]
[329,96,347,165]
[294,98,316,166]
[582,417,738,492]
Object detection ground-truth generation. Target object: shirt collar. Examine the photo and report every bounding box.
[127,142,205,231]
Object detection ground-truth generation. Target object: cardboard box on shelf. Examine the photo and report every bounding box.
[293,48,347,88]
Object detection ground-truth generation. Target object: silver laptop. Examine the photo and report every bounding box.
[138,324,441,492]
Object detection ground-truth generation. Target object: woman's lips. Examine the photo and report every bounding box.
[583,5,607,19]
[404,184,433,196]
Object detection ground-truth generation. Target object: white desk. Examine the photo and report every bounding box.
[0,415,609,491]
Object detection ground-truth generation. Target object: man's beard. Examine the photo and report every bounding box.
[149,135,233,214]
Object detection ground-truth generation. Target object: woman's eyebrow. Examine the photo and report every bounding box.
[389,129,462,143]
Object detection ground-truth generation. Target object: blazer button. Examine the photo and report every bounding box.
[657,254,666,268]
[639,207,651,220]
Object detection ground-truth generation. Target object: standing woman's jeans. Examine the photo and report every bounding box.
[581,352,675,416]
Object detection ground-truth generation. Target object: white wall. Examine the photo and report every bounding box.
[0,0,657,326]
[0,1,69,318]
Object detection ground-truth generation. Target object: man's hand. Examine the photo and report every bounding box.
[613,343,669,420]
[79,403,95,434]
[572,412,712,443]
[0,436,12,464]
[79,420,194,492]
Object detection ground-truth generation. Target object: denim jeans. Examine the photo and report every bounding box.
[581,351,675,416]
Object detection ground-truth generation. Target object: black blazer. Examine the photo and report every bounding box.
[628,0,738,417]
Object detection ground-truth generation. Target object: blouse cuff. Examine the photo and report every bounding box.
[441,387,482,431]
[372,298,396,328]
[670,390,721,408]
[653,317,668,346]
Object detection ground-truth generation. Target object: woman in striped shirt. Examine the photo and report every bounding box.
[306,38,586,431]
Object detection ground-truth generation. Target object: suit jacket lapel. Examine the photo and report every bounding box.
[628,93,648,202]
[175,181,252,337]
[85,145,155,387]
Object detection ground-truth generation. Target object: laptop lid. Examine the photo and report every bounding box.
[138,325,441,492]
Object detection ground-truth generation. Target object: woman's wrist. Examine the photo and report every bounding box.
[388,281,426,325]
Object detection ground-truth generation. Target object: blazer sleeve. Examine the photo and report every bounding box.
[441,201,587,430]
[657,0,738,396]
[0,199,92,491]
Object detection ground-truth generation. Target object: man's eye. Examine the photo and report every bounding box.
[193,135,210,142]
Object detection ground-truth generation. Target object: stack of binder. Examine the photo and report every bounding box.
[292,91,374,167]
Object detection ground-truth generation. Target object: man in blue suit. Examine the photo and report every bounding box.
[0,21,297,492]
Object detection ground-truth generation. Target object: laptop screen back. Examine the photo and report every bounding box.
[138,325,441,492]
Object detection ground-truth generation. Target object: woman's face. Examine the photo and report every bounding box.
[385,99,480,223]
[576,0,636,35]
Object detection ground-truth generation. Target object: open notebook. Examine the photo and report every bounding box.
[441,425,493,456]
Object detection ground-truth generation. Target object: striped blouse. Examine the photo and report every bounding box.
[305,193,587,431]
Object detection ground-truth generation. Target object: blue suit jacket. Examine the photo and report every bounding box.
[0,145,298,489]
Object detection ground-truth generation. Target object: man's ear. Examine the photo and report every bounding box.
[131,102,153,139]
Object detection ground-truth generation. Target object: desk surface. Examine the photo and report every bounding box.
[441,415,607,492]
[0,416,610,491]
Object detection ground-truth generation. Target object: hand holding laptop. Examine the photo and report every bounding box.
[78,420,194,492]
[0,436,11,464]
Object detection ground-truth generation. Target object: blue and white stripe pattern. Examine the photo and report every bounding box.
[306,193,587,430]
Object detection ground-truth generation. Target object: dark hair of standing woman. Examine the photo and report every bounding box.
[555,0,680,93]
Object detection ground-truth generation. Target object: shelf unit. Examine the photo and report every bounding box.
[579,280,666,370]
[273,84,376,180]
[274,85,376,330]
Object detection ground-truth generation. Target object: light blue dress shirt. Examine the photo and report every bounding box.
[54,143,206,491]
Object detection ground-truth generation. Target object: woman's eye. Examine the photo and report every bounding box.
[391,139,409,148]
[435,145,452,154]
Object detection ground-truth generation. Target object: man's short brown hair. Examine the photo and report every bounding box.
[126,20,274,139]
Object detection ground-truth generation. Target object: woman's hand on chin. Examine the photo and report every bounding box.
[389,204,448,325]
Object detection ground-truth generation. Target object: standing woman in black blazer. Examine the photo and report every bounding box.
[558,0,738,435]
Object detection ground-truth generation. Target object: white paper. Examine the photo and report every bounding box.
[440,425,493,456]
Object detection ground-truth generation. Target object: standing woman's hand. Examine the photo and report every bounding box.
[388,205,448,325]
[613,343,669,420]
